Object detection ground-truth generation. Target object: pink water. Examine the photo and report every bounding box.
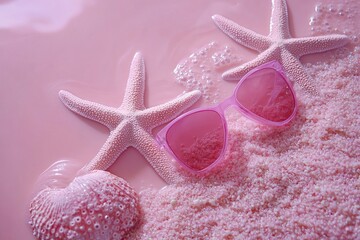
[0,0,359,239]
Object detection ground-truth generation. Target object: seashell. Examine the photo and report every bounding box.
[31,160,82,195]
[29,169,140,240]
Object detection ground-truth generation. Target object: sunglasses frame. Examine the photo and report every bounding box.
[157,61,297,173]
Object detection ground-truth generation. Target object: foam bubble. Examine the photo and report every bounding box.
[310,0,359,44]
[173,42,241,103]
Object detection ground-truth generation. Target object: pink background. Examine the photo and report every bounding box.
[0,0,358,239]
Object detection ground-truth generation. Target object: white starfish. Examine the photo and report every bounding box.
[212,0,349,94]
[59,52,201,184]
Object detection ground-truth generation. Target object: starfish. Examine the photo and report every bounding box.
[212,0,349,94]
[59,52,201,184]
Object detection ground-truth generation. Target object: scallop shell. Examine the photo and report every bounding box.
[29,170,140,240]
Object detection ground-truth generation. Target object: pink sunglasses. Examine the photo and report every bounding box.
[157,61,297,173]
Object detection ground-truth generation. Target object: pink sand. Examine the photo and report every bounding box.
[132,49,360,239]
[131,1,360,239]
[0,0,359,239]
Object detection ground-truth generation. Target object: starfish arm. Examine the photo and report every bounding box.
[222,47,277,81]
[81,122,131,172]
[139,90,201,130]
[285,34,350,57]
[121,52,146,111]
[212,14,271,51]
[59,90,121,129]
[280,51,318,95]
[134,129,184,184]
[269,0,291,39]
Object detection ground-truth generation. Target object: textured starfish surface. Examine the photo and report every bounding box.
[212,0,349,94]
[59,52,201,184]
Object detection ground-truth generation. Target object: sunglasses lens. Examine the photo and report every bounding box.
[235,67,295,123]
[166,110,225,172]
